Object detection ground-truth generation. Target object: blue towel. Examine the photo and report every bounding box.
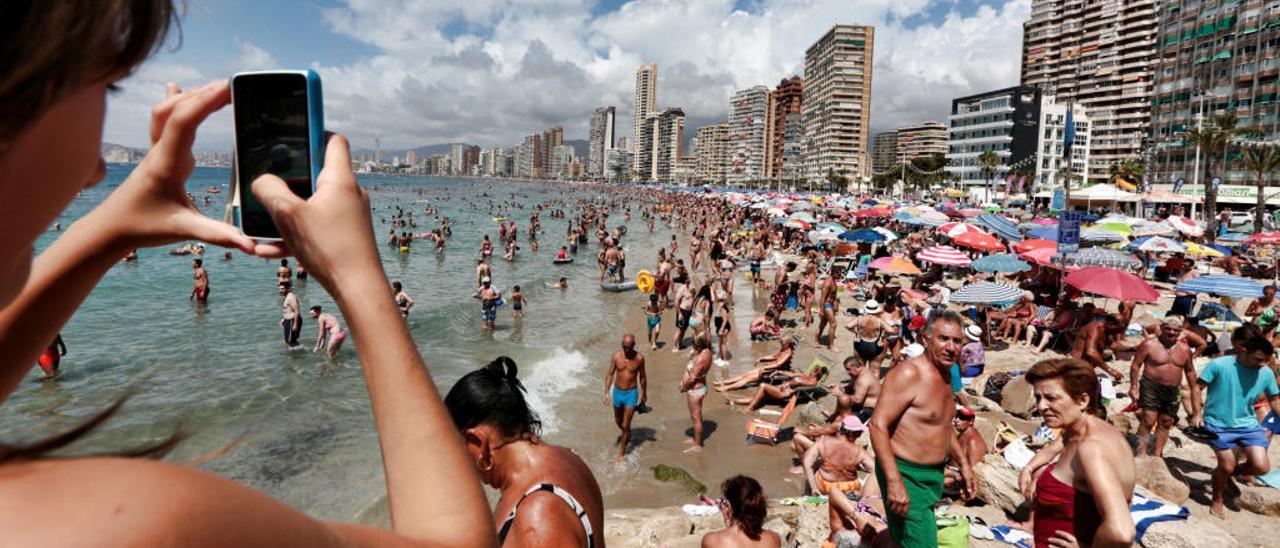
[990,525,1032,548]
[1257,469,1280,488]
[1131,492,1190,542]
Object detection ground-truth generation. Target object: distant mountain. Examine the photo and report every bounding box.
[565,139,588,158]
[101,142,145,163]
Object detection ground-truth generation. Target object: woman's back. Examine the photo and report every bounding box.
[701,526,781,548]
[493,443,604,548]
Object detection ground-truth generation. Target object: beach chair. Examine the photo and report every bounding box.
[791,357,833,403]
[746,394,798,446]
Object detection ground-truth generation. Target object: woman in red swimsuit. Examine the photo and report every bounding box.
[1018,358,1135,548]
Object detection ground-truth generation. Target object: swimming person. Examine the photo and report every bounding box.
[680,335,713,453]
[310,306,347,360]
[445,357,605,546]
[392,281,414,318]
[36,333,67,379]
[188,258,208,303]
[280,281,301,349]
[604,334,647,461]
[0,6,493,542]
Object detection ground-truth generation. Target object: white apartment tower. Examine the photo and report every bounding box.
[588,106,616,178]
[695,122,730,185]
[633,63,658,150]
[802,24,875,183]
[726,86,771,186]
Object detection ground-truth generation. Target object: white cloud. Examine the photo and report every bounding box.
[235,41,279,71]
[104,0,1032,152]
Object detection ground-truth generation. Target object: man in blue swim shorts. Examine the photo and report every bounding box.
[605,333,648,461]
[1195,333,1280,517]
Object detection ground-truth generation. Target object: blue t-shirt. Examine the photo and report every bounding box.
[1199,356,1280,429]
[950,363,964,394]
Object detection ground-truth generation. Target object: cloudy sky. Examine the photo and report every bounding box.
[103,0,1031,153]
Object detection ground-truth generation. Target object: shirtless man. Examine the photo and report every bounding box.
[189,259,209,304]
[1130,316,1203,458]
[655,250,673,309]
[276,258,292,294]
[475,258,491,288]
[803,416,876,537]
[603,244,621,283]
[671,283,695,353]
[945,407,988,494]
[847,300,892,371]
[478,277,499,330]
[280,281,302,349]
[1071,315,1128,380]
[750,238,767,290]
[844,354,881,422]
[814,274,839,351]
[869,311,975,548]
[604,334,648,461]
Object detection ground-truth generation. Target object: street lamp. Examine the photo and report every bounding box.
[1190,89,1217,219]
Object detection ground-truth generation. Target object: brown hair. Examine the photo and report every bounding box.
[722,475,767,540]
[0,0,180,148]
[0,386,185,464]
[1025,358,1101,414]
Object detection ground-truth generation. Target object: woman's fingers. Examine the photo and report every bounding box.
[250,173,305,219]
[149,82,185,144]
[154,81,231,161]
[316,133,355,192]
[252,241,292,259]
[175,210,256,253]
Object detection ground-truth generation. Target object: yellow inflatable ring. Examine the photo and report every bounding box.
[636,270,655,293]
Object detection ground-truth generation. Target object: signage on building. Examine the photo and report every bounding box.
[1058,212,1082,255]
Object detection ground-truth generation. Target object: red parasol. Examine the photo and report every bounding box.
[953,230,1005,252]
[1246,231,1280,244]
[852,207,893,218]
[1014,238,1057,253]
[1063,267,1159,302]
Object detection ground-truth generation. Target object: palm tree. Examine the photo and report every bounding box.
[977,150,1000,203]
[1107,157,1145,190]
[1185,116,1236,237]
[1243,146,1280,234]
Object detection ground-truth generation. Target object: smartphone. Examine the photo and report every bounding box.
[230,70,324,240]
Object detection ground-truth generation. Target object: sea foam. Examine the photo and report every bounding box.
[521,348,589,434]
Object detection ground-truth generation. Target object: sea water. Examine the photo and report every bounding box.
[0,165,666,520]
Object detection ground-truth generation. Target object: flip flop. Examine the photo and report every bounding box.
[1181,425,1218,443]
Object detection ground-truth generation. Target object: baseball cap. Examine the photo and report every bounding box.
[908,315,926,331]
[956,406,976,420]
[901,343,925,358]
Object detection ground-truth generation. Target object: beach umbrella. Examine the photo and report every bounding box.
[840,229,886,243]
[1014,238,1058,253]
[957,208,984,218]
[1080,229,1126,243]
[951,281,1024,304]
[1080,213,1100,222]
[809,227,844,242]
[976,213,1024,243]
[918,245,972,266]
[789,201,817,211]
[749,201,770,209]
[1019,247,1061,268]
[872,227,900,241]
[971,253,1032,273]
[789,212,818,224]
[1131,221,1175,237]
[919,211,950,224]
[817,222,848,231]
[783,219,812,230]
[938,222,987,238]
[1031,218,1059,226]
[1064,267,1160,302]
[1126,236,1187,254]
[765,207,787,217]
[1175,274,1266,298]
[1246,231,1280,244]
[1165,215,1204,237]
[1053,248,1142,271]
[1218,232,1249,242]
[1207,243,1234,256]
[1093,222,1133,236]
[852,207,893,218]
[901,217,933,227]
[1027,225,1059,241]
[870,256,923,275]
[953,230,1006,251]
[1184,242,1225,258]
[893,210,916,221]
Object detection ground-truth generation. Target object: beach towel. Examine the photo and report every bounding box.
[1256,469,1280,488]
[680,504,719,516]
[848,260,869,281]
[1130,492,1190,542]
[989,525,1031,548]
[1002,439,1035,470]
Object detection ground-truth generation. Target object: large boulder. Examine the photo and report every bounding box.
[1000,376,1038,419]
[973,453,1028,518]
[1237,484,1280,517]
[791,503,831,547]
[796,401,830,429]
[1107,409,1139,435]
[1134,457,1190,505]
[604,508,693,547]
[1139,516,1237,548]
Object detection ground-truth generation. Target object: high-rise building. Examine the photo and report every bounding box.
[551,145,575,179]
[1021,0,1159,183]
[537,126,563,178]
[605,148,632,182]
[894,121,948,163]
[450,143,464,175]
[637,108,685,183]
[515,135,536,178]
[1149,0,1280,185]
[945,86,1092,192]
[802,24,875,183]
[872,131,899,174]
[633,63,658,150]
[463,145,480,175]
[405,149,417,167]
[768,76,804,182]
[726,86,771,186]
[695,122,730,185]
[588,107,616,178]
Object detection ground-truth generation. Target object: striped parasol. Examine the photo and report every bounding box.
[917,245,971,266]
[1081,229,1127,243]
[1165,215,1204,237]
[1052,248,1142,271]
[971,253,1032,273]
[976,213,1023,242]
[951,281,1025,304]
[1126,236,1186,253]
[1174,274,1266,298]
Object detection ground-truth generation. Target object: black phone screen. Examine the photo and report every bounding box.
[233,73,314,239]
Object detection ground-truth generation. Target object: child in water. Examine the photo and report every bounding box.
[644,294,662,350]
[510,285,527,319]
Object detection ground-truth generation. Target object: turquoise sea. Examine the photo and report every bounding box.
[0,165,670,521]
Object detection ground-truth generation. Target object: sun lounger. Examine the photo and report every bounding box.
[746,394,797,445]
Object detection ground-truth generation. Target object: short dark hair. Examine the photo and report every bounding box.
[192,259,202,267]
[444,357,542,438]
[281,259,288,266]
[309,305,321,314]
[1242,335,1274,357]
[513,285,520,291]
[722,475,767,540]
[843,356,859,367]
[392,281,402,291]
[924,310,964,337]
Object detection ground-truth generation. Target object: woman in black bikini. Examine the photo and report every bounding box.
[446,357,604,547]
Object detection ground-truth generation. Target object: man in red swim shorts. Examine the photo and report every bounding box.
[37,333,66,378]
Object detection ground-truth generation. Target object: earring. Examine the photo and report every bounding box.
[479,455,494,472]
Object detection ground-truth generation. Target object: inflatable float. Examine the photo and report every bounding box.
[600,280,638,292]
[553,257,574,264]
[399,246,410,253]
[493,217,508,222]
[636,270,655,293]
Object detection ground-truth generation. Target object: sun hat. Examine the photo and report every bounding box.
[840,415,868,433]
[965,325,982,342]
[908,315,926,331]
[901,343,925,358]
[862,300,881,314]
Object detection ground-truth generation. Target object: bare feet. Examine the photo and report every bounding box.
[683,445,703,453]
[1210,500,1226,518]
[789,465,805,475]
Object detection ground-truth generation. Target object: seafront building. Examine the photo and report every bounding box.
[588,106,616,178]
[463,145,480,176]
[551,145,575,179]
[605,148,632,182]
[726,86,770,186]
[650,108,686,183]
[633,63,659,174]
[1149,0,1280,185]
[945,86,1091,193]
[1021,0,1159,183]
[802,24,875,182]
[871,131,899,174]
[767,76,804,183]
[894,121,948,163]
[695,122,730,186]
[450,144,464,175]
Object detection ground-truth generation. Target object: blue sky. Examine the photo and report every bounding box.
[104,0,1031,152]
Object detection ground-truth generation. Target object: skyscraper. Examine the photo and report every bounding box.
[637,108,685,183]
[463,145,480,175]
[768,76,804,183]
[726,86,771,186]
[1021,0,1159,183]
[695,122,730,185]
[872,131,899,174]
[632,62,659,175]
[588,107,616,178]
[894,121,948,164]
[539,126,563,178]
[802,24,875,184]
[450,143,463,175]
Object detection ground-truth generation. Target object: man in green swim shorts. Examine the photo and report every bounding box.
[869,311,975,547]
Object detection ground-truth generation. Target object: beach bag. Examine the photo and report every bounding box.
[983,371,1013,403]
[935,512,970,548]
